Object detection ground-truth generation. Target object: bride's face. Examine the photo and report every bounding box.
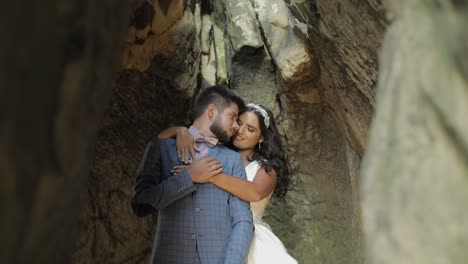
[232,111,264,150]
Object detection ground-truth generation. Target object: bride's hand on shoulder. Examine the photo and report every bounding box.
[157,126,199,164]
[176,127,199,164]
[188,156,222,183]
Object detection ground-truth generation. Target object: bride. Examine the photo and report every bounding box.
[159,103,298,263]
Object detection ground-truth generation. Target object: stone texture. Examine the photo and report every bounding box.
[122,0,200,97]
[0,0,131,263]
[254,0,319,90]
[225,0,264,52]
[361,1,468,263]
[213,21,228,84]
[265,102,360,263]
[257,1,386,263]
[73,4,219,262]
[72,2,199,263]
[200,14,217,87]
[72,72,192,264]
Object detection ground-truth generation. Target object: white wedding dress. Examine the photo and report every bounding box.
[245,161,298,264]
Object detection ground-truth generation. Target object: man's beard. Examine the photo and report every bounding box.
[210,117,231,143]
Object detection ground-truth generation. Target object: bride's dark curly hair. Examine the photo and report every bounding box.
[245,104,291,199]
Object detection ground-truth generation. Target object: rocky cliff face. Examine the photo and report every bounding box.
[72,1,386,263]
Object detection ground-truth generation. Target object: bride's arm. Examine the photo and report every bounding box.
[210,167,277,202]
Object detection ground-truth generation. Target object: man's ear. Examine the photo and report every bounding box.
[207,104,217,119]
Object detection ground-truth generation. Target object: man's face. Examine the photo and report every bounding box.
[210,103,239,143]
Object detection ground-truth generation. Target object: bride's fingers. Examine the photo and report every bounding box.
[183,145,191,164]
[211,167,222,176]
[211,163,222,171]
[184,148,191,164]
[177,148,182,159]
[210,159,221,166]
[208,162,221,170]
[171,165,189,175]
[180,148,185,163]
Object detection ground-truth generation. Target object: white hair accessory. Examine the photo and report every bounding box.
[247,103,270,128]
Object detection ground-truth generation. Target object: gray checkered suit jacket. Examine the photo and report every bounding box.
[132,139,254,264]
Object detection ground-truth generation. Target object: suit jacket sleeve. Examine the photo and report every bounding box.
[131,140,196,217]
[224,155,254,264]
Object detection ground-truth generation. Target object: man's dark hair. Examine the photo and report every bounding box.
[192,85,245,119]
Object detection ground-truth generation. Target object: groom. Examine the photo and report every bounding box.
[132,85,254,264]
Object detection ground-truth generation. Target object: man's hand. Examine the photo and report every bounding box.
[187,157,223,183]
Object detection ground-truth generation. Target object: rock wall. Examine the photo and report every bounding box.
[362,0,468,263]
[260,1,386,262]
[72,1,198,263]
[73,0,387,263]
[0,0,130,263]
